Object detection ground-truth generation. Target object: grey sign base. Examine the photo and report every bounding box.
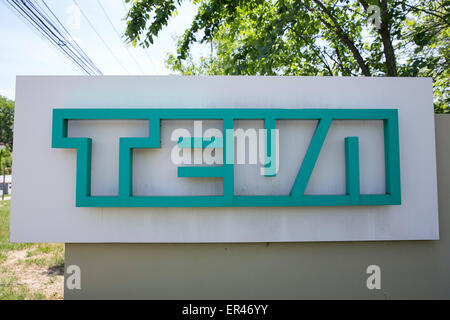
[64,115,450,300]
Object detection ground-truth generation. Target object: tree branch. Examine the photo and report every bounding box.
[307,0,372,76]
[290,27,334,75]
[358,0,397,76]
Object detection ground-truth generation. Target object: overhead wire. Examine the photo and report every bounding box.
[96,0,144,74]
[72,0,129,74]
[41,0,102,74]
[27,0,101,74]
[2,0,102,75]
[22,0,100,74]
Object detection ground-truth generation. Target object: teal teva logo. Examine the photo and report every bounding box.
[52,108,401,207]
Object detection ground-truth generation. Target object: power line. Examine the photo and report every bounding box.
[96,0,144,74]
[72,0,129,74]
[11,0,101,75]
[41,0,101,74]
[6,0,90,73]
[23,0,100,74]
[2,0,102,75]
[121,0,127,12]
[143,50,158,74]
[34,0,102,75]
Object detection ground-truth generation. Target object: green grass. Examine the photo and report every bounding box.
[0,199,64,300]
[0,274,45,300]
[0,200,34,264]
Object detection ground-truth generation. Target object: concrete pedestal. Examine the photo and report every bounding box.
[64,115,450,299]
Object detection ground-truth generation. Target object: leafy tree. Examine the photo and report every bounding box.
[0,96,14,149]
[124,0,449,113]
[0,147,12,176]
[400,1,449,112]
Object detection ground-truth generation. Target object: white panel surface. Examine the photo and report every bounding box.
[10,76,439,242]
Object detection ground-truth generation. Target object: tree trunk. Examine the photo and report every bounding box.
[379,0,398,76]
[359,0,398,76]
[309,0,371,76]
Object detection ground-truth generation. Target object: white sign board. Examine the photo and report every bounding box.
[10,76,439,242]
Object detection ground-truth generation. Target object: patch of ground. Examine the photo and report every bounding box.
[0,199,64,300]
[1,247,64,299]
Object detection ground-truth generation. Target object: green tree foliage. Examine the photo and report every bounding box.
[400,1,449,112]
[125,0,449,113]
[0,96,13,174]
[0,148,11,175]
[0,96,14,149]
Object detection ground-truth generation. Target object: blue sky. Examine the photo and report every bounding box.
[0,0,209,100]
